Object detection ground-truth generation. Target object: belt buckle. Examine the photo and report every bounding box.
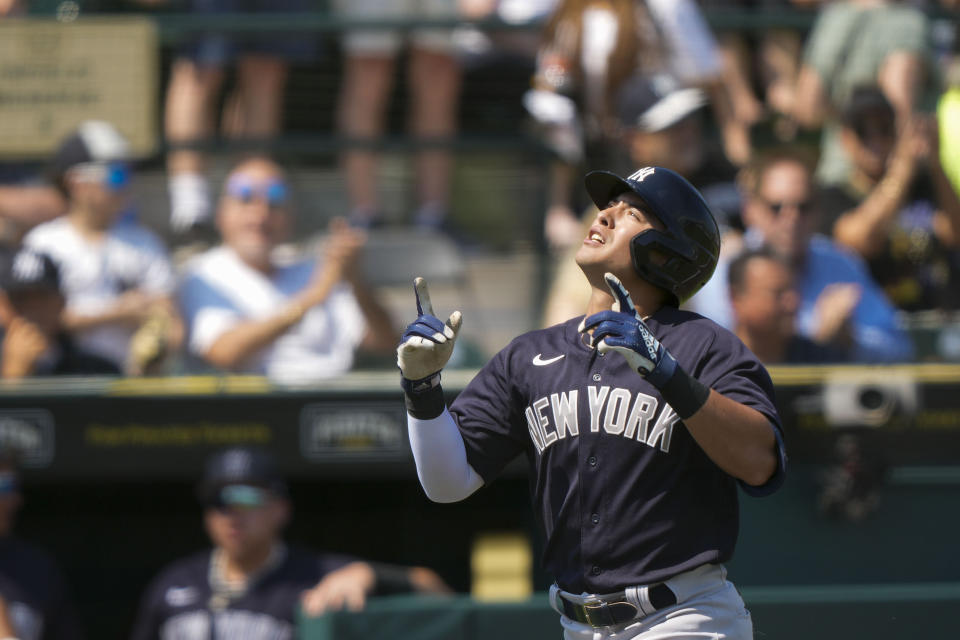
[581,600,615,628]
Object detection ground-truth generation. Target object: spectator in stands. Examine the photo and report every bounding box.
[178,156,397,384]
[729,247,847,364]
[332,0,461,232]
[541,73,741,327]
[0,446,84,640]
[22,122,183,376]
[792,0,936,187]
[161,0,315,238]
[686,149,914,362]
[706,0,827,142]
[822,86,960,312]
[610,74,743,228]
[130,447,451,639]
[456,0,557,64]
[0,247,120,379]
[526,0,749,252]
[0,167,65,251]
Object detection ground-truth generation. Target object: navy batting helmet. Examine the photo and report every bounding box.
[584,166,720,306]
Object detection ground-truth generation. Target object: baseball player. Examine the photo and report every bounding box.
[397,167,787,639]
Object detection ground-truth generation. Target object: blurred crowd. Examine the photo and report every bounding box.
[1,444,452,639]
[0,1,959,638]
[0,0,959,387]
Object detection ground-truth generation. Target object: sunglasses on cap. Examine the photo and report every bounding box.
[225,175,289,208]
[207,484,271,511]
[70,162,131,192]
[760,198,814,217]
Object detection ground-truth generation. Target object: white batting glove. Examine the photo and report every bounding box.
[397,277,463,391]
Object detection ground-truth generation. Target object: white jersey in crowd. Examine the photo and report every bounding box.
[178,246,366,385]
[23,216,176,370]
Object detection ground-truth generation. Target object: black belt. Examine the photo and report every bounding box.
[555,583,677,628]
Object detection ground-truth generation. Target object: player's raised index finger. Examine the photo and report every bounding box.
[603,272,635,313]
[414,277,435,317]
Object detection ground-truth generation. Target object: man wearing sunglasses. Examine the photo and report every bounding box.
[178,156,397,384]
[130,447,450,640]
[22,121,184,375]
[686,150,912,363]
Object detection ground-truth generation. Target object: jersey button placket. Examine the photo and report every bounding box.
[590,513,600,525]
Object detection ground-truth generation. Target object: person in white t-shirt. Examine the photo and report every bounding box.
[23,121,184,375]
[178,156,398,384]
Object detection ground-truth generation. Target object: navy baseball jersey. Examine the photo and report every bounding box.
[129,546,353,640]
[450,307,786,594]
[0,536,83,640]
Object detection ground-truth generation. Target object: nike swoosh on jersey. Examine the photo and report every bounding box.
[532,353,565,366]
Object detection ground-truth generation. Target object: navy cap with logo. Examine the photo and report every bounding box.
[0,247,61,297]
[197,448,288,508]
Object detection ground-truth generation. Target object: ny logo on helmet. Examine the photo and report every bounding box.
[628,167,656,183]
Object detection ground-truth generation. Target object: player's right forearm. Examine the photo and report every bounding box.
[408,408,483,503]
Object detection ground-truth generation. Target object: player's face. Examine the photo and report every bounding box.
[217,159,292,269]
[744,160,817,263]
[575,192,663,284]
[204,493,289,562]
[732,257,798,339]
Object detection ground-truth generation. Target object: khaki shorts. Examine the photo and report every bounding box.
[331,0,459,55]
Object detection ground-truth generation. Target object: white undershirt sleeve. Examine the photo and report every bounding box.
[408,408,484,503]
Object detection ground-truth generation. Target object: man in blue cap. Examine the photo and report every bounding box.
[130,447,450,639]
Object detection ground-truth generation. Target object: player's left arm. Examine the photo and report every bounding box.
[581,274,780,489]
[678,387,779,489]
[397,278,485,503]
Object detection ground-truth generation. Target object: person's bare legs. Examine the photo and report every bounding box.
[337,53,397,226]
[760,30,802,140]
[408,46,461,228]
[223,55,289,138]
[165,59,225,232]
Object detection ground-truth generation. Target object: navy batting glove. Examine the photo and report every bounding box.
[578,273,678,388]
